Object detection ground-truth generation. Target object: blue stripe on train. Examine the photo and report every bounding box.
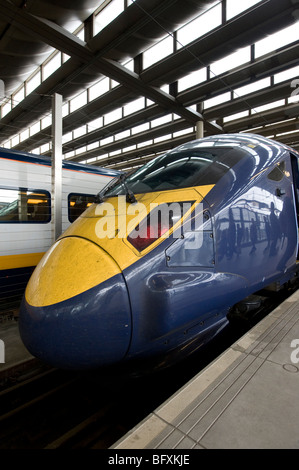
[0,147,120,177]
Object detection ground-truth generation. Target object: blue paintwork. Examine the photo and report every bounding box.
[121,134,299,364]
[19,134,299,370]
[19,273,132,369]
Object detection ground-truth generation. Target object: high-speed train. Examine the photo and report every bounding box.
[19,133,299,370]
[0,147,119,312]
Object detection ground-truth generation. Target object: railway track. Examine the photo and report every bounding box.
[0,283,297,449]
[0,365,130,449]
[0,360,170,449]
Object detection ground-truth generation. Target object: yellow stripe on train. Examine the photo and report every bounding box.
[59,185,215,271]
[24,185,215,306]
[0,252,45,270]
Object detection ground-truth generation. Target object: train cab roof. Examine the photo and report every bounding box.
[178,133,299,156]
[105,133,297,198]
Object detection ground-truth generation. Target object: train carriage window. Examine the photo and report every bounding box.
[68,193,96,222]
[0,188,50,223]
[267,161,286,181]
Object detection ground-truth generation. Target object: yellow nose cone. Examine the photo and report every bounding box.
[25,237,121,307]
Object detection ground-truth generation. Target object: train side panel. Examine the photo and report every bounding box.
[0,157,52,310]
[0,158,52,262]
[0,156,51,188]
[215,152,298,290]
[0,150,118,313]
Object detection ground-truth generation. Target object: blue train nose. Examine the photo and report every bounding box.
[19,237,132,369]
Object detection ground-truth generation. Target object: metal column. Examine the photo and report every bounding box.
[196,120,204,139]
[196,103,204,139]
[52,93,63,242]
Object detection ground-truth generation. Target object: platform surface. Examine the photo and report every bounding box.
[112,289,299,449]
[0,320,35,379]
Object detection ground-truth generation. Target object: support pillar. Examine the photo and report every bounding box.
[196,120,204,139]
[196,103,204,139]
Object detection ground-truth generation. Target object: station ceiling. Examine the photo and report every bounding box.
[0,0,299,170]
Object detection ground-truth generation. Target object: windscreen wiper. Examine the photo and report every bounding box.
[95,175,120,203]
[120,173,137,203]
[95,173,137,204]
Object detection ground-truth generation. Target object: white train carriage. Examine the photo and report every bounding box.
[0,147,120,312]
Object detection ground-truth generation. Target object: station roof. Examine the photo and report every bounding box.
[0,0,299,170]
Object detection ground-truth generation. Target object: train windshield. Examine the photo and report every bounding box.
[105,146,245,196]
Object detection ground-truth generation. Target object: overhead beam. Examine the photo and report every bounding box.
[0,0,222,133]
[11,39,299,153]
[224,104,299,133]
[203,80,295,121]
[178,41,299,107]
[62,118,192,162]
[2,0,299,146]
[141,0,299,86]
[12,80,299,161]
[0,1,91,61]
[1,0,298,162]
[83,132,197,168]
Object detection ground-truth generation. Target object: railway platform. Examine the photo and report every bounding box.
[112,288,299,450]
[0,317,42,384]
